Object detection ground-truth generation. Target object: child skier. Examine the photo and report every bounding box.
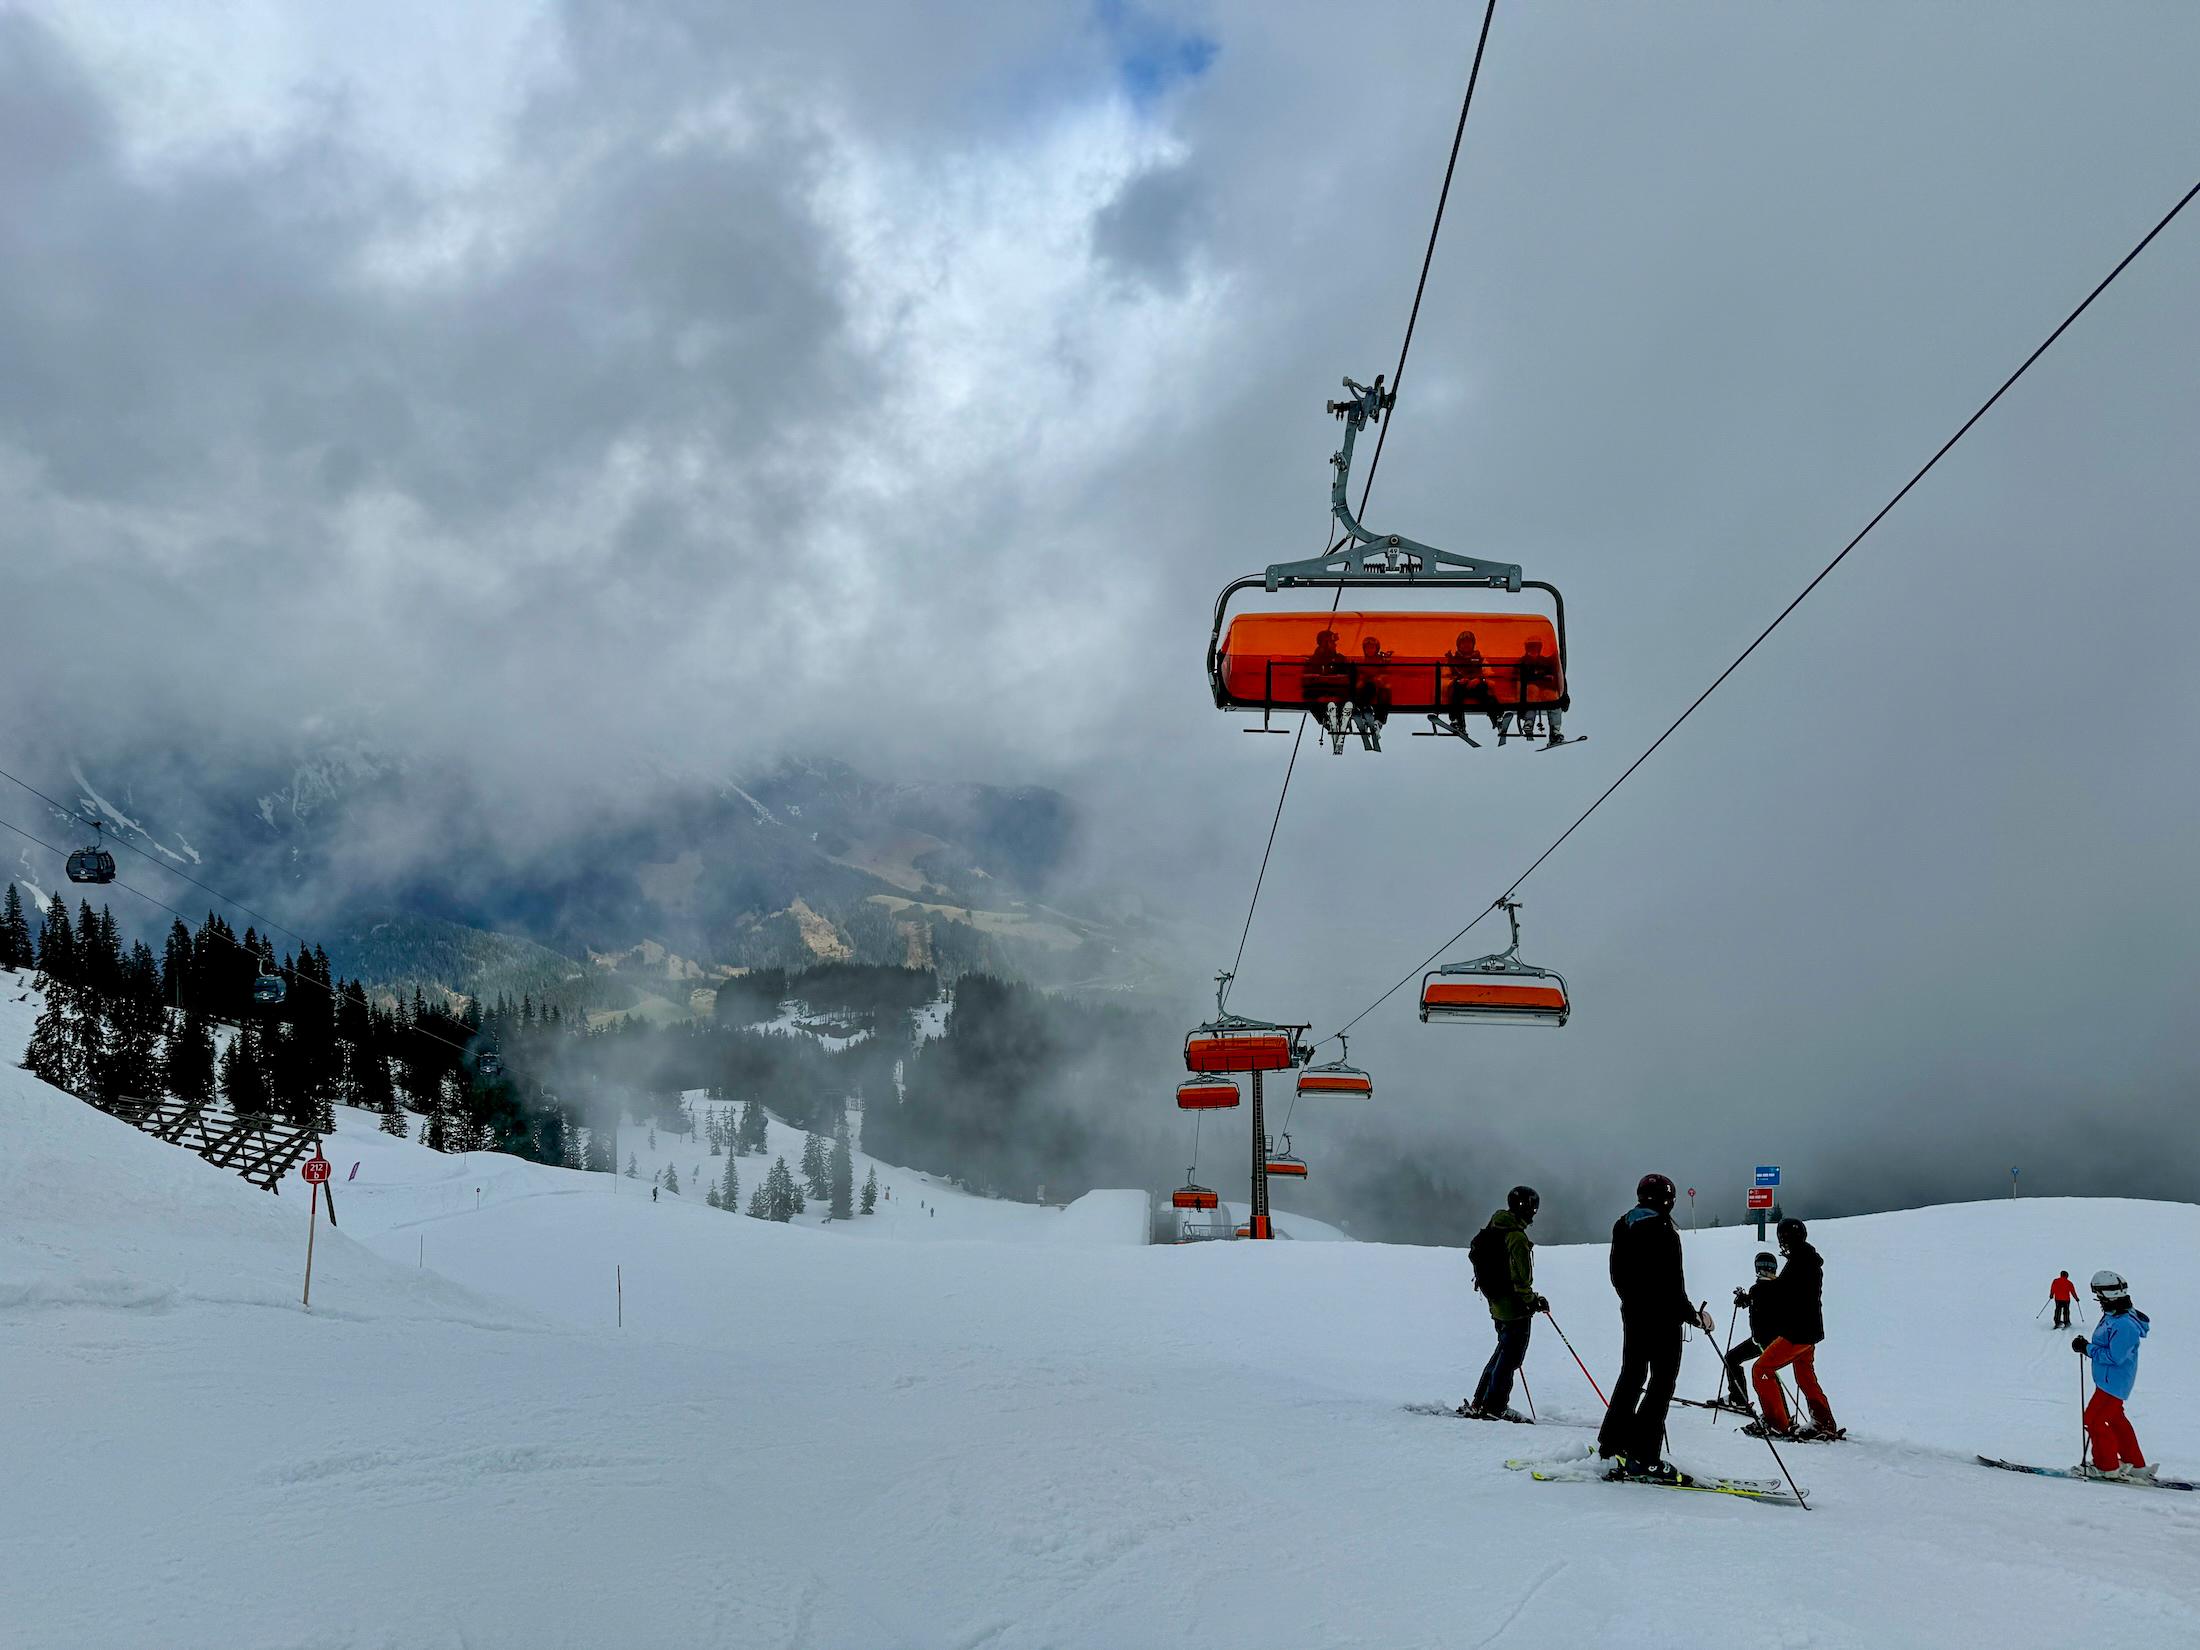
[2048,1271,2078,1330]
[1723,1252,1780,1409]
[2075,1269,2153,1482]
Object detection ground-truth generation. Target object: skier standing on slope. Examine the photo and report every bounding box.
[1595,1173,1715,1482]
[1463,1186,1547,1421]
[2048,1270,2078,1330]
[1723,1252,1780,1410]
[2075,1270,2153,1482]
[1745,1217,1843,1441]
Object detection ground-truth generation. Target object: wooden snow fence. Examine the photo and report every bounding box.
[91,1094,320,1193]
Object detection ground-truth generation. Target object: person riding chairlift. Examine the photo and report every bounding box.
[1498,636,1565,749]
[1442,629,1504,746]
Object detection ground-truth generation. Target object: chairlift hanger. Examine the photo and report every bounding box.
[64,818,118,885]
[1183,972,1311,1074]
[1419,897,1569,1026]
[1295,1033,1373,1098]
[1205,375,1575,754]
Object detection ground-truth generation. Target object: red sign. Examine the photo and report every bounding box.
[302,1156,331,1185]
[1746,1187,1774,1210]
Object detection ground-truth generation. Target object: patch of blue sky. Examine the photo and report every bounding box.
[1093,0,1218,107]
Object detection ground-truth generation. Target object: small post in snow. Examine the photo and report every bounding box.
[617,1264,623,1329]
[2010,1166,2019,1198]
[300,1151,331,1307]
[1687,1187,1697,1230]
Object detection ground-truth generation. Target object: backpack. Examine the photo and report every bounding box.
[1468,1222,1511,1300]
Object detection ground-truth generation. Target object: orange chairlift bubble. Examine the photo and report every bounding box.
[1263,1134,1309,1178]
[1419,897,1570,1027]
[1183,974,1309,1074]
[1295,1034,1373,1099]
[1177,1076,1242,1110]
[1172,1179,1220,1211]
[1206,375,1576,755]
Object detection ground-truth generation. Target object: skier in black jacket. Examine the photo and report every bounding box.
[1595,1173,1715,1480]
[1746,1217,1842,1440]
[1723,1252,1780,1408]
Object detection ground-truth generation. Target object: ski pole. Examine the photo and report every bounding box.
[2035,1299,2049,1321]
[1541,1307,1607,1407]
[1755,1418,1810,1512]
[2077,1344,2090,1473]
[1519,1372,1536,1423]
[1709,1299,1742,1423]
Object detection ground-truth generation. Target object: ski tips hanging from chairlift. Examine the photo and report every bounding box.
[1295,1035,1373,1098]
[1419,897,1570,1027]
[1182,972,1309,1074]
[64,818,117,885]
[1204,373,1574,754]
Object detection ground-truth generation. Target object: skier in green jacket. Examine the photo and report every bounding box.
[1463,1187,1548,1420]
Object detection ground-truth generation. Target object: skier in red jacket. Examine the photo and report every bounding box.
[2048,1271,2078,1330]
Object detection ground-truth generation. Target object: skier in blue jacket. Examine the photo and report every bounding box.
[2074,1269,2152,1481]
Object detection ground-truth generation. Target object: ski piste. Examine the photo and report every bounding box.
[1503,1449,1803,1505]
[1977,1457,2196,1492]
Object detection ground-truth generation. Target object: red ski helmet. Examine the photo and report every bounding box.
[1635,1173,1677,1213]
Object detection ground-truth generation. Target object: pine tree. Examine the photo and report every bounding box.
[0,884,32,972]
[626,1152,639,1178]
[35,894,75,986]
[748,1155,800,1222]
[800,1131,829,1199]
[829,1122,853,1219]
[707,1187,721,1208]
[22,982,82,1093]
[164,1008,217,1108]
[221,1026,272,1120]
[663,1160,680,1195]
[738,1097,766,1155]
[861,1165,878,1215]
[721,1153,739,1213]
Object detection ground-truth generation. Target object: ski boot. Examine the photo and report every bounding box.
[1742,1420,1798,1442]
[1607,1455,1684,1485]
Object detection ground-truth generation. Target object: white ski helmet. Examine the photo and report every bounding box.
[2090,1269,2130,1299]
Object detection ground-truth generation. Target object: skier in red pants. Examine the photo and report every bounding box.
[2076,1269,2153,1482]
[1746,1218,1843,1441]
[2048,1271,2078,1330]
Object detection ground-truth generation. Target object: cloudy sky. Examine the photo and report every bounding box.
[5,2,2199,1218]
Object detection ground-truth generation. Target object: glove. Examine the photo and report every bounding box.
[1733,1287,1751,1307]
[1697,1307,1717,1334]
[2072,1336,2089,1355]
[1533,1294,1550,1314]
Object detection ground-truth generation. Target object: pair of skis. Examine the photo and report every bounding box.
[1503,1453,1801,1505]
[1977,1457,2195,1492]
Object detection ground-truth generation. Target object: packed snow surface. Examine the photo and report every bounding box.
[2,975,2197,1647]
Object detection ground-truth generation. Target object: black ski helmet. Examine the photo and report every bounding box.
[1776,1217,1807,1249]
[1507,1185,1541,1221]
[1753,1251,1778,1277]
[1635,1173,1677,1213]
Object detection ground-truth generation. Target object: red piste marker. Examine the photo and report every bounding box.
[302,1155,332,1306]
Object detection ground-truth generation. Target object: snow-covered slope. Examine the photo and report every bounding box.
[3,968,2198,1648]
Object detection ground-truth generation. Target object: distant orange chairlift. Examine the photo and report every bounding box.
[1207,375,1577,756]
[1180,973,1309,1240]
[1419,898,1570,1027]
[1295,1035,1373,1100]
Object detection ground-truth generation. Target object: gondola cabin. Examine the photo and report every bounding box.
[1172,1183,1220,1211]
[64,846,116,884]
[1183,1028,1298,1072]
[1176,1077,1242,1110]
[1215,611,1564,720]
[252,973,287,1006]
[1418,972,1569,1026]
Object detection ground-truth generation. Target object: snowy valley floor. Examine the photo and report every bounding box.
[2,993,2197,1645]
